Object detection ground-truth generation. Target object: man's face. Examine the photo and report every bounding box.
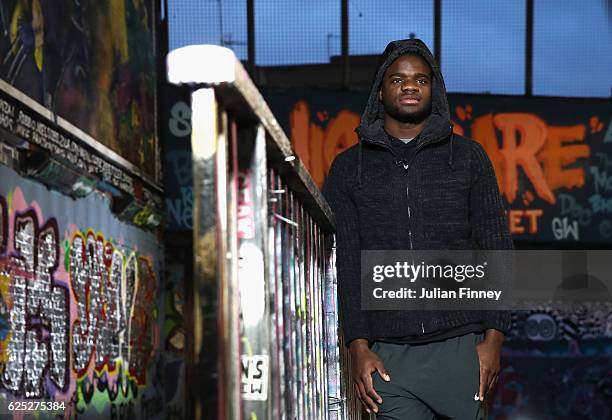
[379,54,432,124]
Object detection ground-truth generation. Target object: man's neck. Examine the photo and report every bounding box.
[384,117,427,140]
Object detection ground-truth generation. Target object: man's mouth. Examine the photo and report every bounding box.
[399,95,421,105]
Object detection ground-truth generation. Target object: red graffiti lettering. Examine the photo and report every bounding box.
[289,103,591,209]
[290,101,359,187]
[472,113,590,205]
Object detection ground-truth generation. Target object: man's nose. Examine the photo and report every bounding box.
[400,81,419,92]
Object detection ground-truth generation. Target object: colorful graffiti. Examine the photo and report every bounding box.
[164,265,184,353]
[1,206,69,398]
[490,352,612,420]
[160,264,185,417]
[0,163,174,418]
[0,0,157,178]
[263,89,611,243]
[489,342,612,420]
[466,112,589,205]
[162,83,193,231]
[69,230,157,386]
[289,100,360,188]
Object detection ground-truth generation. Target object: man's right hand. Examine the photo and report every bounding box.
[349,339,391,414]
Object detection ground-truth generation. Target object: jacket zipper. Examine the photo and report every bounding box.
[401,157,416,251]
[402,159,424,334]
[363,135,431,335]
[406,184,413,250]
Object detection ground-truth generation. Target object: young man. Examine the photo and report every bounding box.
[322,39,513,419]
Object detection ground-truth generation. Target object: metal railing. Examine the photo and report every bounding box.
[167,45,359,420]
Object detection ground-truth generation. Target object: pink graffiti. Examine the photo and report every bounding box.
[0,206,70,398]
[0,187,159,410]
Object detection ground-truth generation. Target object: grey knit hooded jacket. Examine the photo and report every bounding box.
[322,39,513,345]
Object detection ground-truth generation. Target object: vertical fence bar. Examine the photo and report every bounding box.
[316,223,327,419]
[223,112,242,420]
[237,123,270,418]
[325,236,342,420]
[286,177,296,419]
[268,168,284,419]
[310,215,318,418]
[293,191,304,419]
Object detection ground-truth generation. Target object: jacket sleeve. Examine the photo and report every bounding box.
[470,142,513,335]
[322,155,371,346]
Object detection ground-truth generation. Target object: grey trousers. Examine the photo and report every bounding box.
[372,332,486,420]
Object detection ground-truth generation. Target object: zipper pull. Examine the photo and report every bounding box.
[394,159,410,174]
[421,323,425,334]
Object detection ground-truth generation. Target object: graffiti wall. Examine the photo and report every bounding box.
[0,164,181,418]
[161,83,192,231]
[263,89,612,243]
[489,307,612,420]
[158,82,189,417]
[160,263,185,420]
[0,0,157,179]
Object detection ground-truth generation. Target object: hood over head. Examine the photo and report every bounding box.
[353,39,455,186]
[356,38,452,147]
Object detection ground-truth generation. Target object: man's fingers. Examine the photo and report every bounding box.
[376,362,391,382]
[478,367,489,401]
[355,383,368,413]
[362,374,383,407]
[357,380,378,413]
[354,384,368,413]
[487,373,499,393]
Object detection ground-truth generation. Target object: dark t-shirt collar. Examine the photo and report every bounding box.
[386,130,420,159]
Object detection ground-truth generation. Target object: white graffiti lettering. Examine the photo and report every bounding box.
[70,232,156,382]
[1,211,69,397]
[590,166,612,194]
[552,217,579,241]
[559,193,592,226]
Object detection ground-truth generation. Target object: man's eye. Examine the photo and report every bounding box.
[417,79,428,85]
[391,79,402,84]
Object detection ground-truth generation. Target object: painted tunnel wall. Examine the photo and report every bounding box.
[0,0,158,180]
[0,163,183,419]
